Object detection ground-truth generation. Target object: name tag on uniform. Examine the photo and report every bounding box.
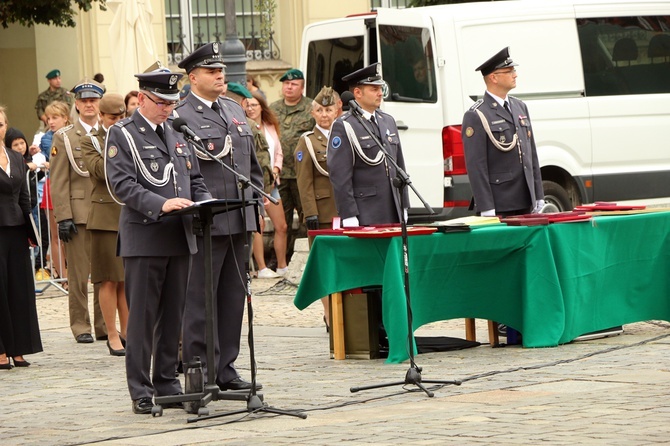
[199,125,211,129]
[360,136,371,140]
[491,119,504,124]
[142,145,157,150]
[388,133,396,137]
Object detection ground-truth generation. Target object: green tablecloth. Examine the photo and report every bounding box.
[549,212,670,343]
[294,212,670,363]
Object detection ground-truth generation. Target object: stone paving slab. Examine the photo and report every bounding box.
[4,239,670,444]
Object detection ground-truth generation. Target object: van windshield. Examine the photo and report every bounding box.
[379,24,437,103]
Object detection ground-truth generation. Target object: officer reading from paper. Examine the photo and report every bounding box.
[105,64,211,415]
[327,63,409,227]
[461,47,544,217]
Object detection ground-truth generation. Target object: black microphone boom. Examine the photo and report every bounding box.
[340,91,363,115]
[173,117,201,141]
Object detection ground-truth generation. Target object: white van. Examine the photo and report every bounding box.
[300,0,670,220]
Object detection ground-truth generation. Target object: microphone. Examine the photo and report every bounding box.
[172,118,201,141]
[340,91,363,116]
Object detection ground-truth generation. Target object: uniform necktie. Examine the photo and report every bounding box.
[211,100,221,114]
[155,124,166,146]
[504,100,512,116]
[370,115,381,139]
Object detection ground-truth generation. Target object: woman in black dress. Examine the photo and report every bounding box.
[0,106,43,369]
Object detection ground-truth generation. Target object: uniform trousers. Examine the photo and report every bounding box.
[124,254,190,400]
[182,233,246,387]
[67,224,106,338]
[278,178,304,259]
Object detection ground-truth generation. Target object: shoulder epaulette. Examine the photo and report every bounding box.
[301,130,315,138]
[469,99,484,111]
[114,117,131,128]
[221,96,238,106]
[55,124,74,135]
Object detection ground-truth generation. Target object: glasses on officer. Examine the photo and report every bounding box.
[493,68,517,75]
[143,93,178,109]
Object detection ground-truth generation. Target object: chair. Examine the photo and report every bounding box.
[612,37,638,66]
[648,34,670,63]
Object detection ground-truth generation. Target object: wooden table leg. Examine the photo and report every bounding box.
[465,318,476,341]
[331,292,345,360]
[488,320,499,347]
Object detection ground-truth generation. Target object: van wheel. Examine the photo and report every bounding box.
[542,180,572,211]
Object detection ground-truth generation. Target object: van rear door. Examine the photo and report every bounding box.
[375,8,446,218]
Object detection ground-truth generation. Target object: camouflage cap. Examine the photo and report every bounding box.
[313,86,336,107]
[99,93,126,116]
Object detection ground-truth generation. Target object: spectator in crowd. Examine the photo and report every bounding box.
[50,79,107,344]
[106,64,211,414]
[4,128,49,278]
[0,105,43,370]
[246,75,266,101]
[327,63,409,226]
[41,101,70,287]
[81,93,129,357]
[177,45,264,393]
[35,69,73,126]
[124,90,140,118]
[295,86,340,329]
[245,90,289,278]
[270,69,315,261]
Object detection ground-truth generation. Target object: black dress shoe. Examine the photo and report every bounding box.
[107,341,126,357]
[76,334,94,344]
[132,397,154,414]
[0,361,13,370]
[219,377,263,391]
[12,358,30,367]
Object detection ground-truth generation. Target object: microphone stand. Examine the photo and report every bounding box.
[179,132,306,422]
[344,103,461,397]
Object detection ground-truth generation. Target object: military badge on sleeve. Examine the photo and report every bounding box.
[297,151,303,162]
[331,136,341,149]
[107,146,118,159]
[50,146,58,157]
[465,127,474,138]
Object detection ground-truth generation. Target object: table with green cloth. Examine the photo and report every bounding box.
[293,212,670,363]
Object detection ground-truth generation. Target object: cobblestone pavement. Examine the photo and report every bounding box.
[3,240,670,445]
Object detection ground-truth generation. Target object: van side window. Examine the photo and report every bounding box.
[379,25,437,103]
[305,36,365,99]
[578,16,670,96]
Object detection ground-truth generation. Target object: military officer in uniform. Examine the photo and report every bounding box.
[105,65,211,414]
[176,44,264,392]
[35,69,73,125]
[327,63,409,227]
[462,47,544,217]
[49,79,107,344]
[270,69,315,260]
[80,93,128,357]
[295,86,340,329]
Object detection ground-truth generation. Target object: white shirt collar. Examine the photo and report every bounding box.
[192,92,214,109]
[487,91,509,107]
[315,124,330,138]
[79,118,99,134]
[137,110,160,131]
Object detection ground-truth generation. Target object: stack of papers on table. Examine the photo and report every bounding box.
[442,216,501,226]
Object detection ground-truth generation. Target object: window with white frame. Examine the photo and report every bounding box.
[165,0,279,65]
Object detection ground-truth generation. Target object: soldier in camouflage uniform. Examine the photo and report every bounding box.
[35,69,74,125]
[270,69,315,260]
[226,83,273,193]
